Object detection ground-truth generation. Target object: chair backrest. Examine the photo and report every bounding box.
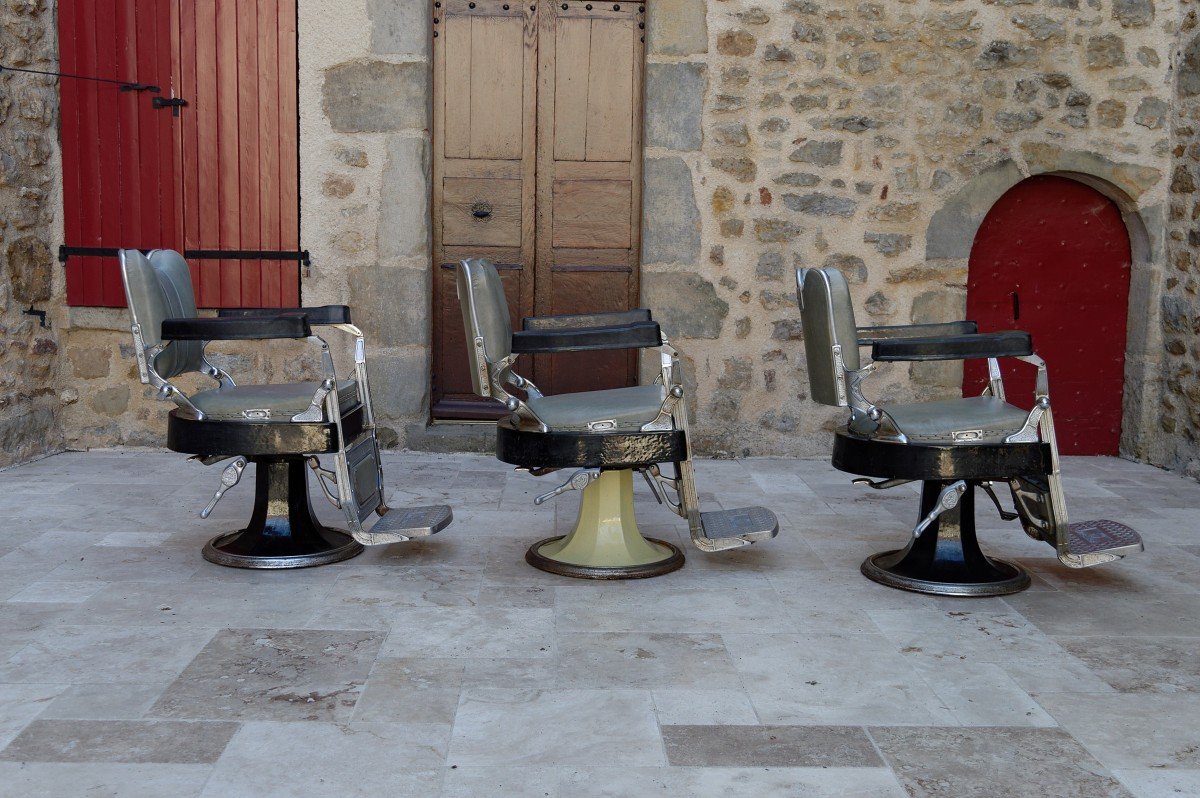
[119,248,204,380]
[456,258,512,397]
[796,266,860,407]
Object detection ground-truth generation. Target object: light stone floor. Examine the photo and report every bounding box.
[0,450,1197,797]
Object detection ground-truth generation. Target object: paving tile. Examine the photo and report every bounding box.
[61,580,331,628]
[0,625,216,685]
[556,632,739,688]
[353,657,464,724]
[0,684,68,750]
[908,659,1057,727]
[662,724,881,767]
[381,607,555,659]
[652,689,759,726]
[440,765,905,797]
[870,726,1132,798]
[869,607,1072,664]
[1006,592,1200,637]
[200,721,448,798]
[6,580,108,603]
[308,566,482,629]
[448,688,663,766]
[1113,768,1200,798]
[0,763,212,798]
[1055,637,1200,693]
[555,584,797,634]
[41,545,202,583]
[149,628,383,722]
[41,683,168,720]
[1035,692,1200,769]
[0,719,238,764]
[723,632,956,725]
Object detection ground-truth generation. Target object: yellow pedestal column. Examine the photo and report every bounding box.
[526,469,684,579]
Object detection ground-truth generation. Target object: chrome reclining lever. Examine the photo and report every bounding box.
[980,480,1019,521]
[852,477,912,491]
[912,480,967,538]
[534,469,600,506]
[200,457,247,518]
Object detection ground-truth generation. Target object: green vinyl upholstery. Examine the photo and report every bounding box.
[881,396,1030,444]
[526,384,666,431]
[189,379,360,422]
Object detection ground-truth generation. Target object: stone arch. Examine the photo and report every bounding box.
[925,151,1166,461]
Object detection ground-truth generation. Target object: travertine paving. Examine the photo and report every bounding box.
[0,450,1197,797]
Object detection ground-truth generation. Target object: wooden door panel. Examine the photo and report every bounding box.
[964,175,1132,456]
[541,266,636,394]
[432,0,538,418]
[551,19,591,161]
[583,18,635,162]
[552,180,632,249]
[442,177,523,247]
[468,16,526,160]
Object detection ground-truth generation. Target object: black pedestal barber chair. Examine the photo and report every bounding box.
[796,266,1142,596]
[457,258,778,579]
[119,249,451,569]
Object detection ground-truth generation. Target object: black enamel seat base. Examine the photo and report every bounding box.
[832,431,1040,597]
[202,456,362,569]
[496,418,687,469]
[166,407,364,457]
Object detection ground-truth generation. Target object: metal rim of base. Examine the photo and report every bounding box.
[202,530,364,570]
[525,535,685,580]
[860,550,1032,597]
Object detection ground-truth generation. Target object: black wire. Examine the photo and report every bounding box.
[0,63,159,93]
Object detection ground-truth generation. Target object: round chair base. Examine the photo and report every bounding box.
[526,535,684,580]
[204,528,363,570]
[861,550,1031,597]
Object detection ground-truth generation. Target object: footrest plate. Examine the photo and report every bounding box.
[698,506,779,550]
[1061,519,1143,568]
[354,504,453,545]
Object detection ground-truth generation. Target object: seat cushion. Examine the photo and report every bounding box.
[880,396,1031,444]
[526,384,666,431]
[190,379,360,422]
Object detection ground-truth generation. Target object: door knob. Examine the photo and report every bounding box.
[471,202,492,219]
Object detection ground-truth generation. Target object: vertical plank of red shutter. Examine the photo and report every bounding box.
[236,1,262,307]
[258,0,282,307]
[216,0,242,306]
[192,0,221,306]
[156,0,181,260]
[119,0,143,261]
[93,0,124,305]
[74,0,104,305]
[58,0,85,305]
[278,0,301,306]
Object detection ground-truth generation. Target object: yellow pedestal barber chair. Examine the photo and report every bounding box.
[120,249,452,568]
[457,258,778,579]
[796,266,1142,596]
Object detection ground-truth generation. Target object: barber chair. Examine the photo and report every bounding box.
[456,258,778,579]
[796,266,1142,596]
[119,249,451,569]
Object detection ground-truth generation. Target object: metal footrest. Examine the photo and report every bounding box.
[1059,519,1143,568]
[696,506,779,552]
[352,504,453,546]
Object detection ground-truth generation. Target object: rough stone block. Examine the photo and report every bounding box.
[1113,0,1153,27]
[642,157,701,265]
[788,140,842,166]
[362,348,430,423]
[782,192,856,217]
[350,266,429,348]
[643,273,728,339]
[644,63,705,151]
[1086,35,1126,69]
[368,0,428,56]
[68,346,111,379]
[5,236,52,303]
[379,136,430,262]
[322,60,428,133]
[646,0,707,56]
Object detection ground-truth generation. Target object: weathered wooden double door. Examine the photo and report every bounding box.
[431,0,645,419]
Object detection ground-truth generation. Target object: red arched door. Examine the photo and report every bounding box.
[963,175,1131,455]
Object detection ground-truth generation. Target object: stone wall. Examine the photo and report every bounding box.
[0,0,63,467]
[642,0,1176,457]
[1161,0,1200,476]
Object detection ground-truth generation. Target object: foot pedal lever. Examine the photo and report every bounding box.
[852,477,913,491]
[354,504,453,545]
[534,469,600,506]
[980,480,1018,521]
[200,457,247,518]
[912,480,967,539]
[696,506,780,552]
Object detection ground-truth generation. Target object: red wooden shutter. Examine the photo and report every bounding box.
[59,0,179,307]
[60,0,300,308]
[177,0,300,308]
